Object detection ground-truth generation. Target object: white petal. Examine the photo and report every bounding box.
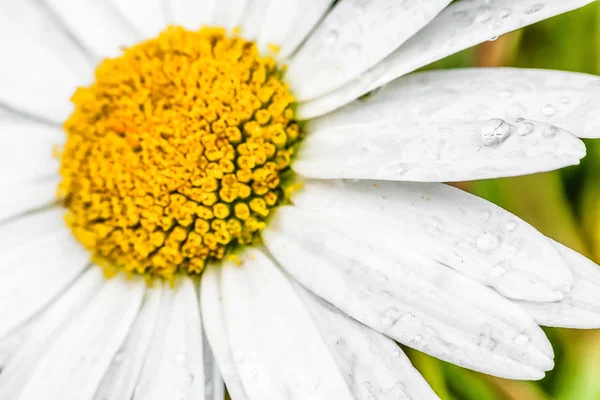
[237,0,271,40]
[297,0,596,118]
[293,282,439,400]
[221,249,354,399]
[0,176,61,223]
[108,0,168,38]
[134,278,205,400]
[0,1,92,122]
[200,265,249,400]
[517,240,600,328]
[94,284,162,400]
[264,206,555,380]
[167,0,217,30]
[0,268,104,398]
[0,227,89,340]
[0,207,64,255]
[202,331,225,400]
[214,0,247,31]
[14,275,145,400]
[257,0,334,59]
[312,68,600,140]
[291,180,573,302]
[287,0,450,101]
[295,117,586,182]
[44,0,139,59]
[0,119,63,186]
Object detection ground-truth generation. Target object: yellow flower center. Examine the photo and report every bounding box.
[58,26,301,280]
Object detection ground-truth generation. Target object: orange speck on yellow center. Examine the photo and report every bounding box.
[58,26,302,280]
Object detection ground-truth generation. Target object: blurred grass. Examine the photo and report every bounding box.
[409,2,600,399]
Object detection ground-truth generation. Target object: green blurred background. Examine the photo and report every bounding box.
[406,3,600,399]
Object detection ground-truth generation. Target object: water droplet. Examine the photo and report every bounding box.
[513,334,530,346]
[412,334,424,344]
[541,104,557,117]
[325,30,339,44]
[392,349,402,358]
[489,264,507,277]
[481,118,512,146]
[559,96,571,104]
[505,221,518,231]
[400,312,415,323]
[525,4,544,14]
[475,6,493,23]
[515,117,525,123]
[499,8,512,18]
[479,333,497,351]
[480,211,492,222]
[376,271,389,283]
[426,217,444,236]
[517,121,535,136]
[543,125,559,138]
[381,307,401,329]
[476,232,500,252]
[488,35,499,42]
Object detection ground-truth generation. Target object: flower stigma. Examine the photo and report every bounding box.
[58,26,302,280]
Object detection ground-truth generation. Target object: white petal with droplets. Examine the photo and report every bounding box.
[0,1,92,122]
[13,275,144,400]
[0,268,104,399]
[264,206,555,379]
[257,0,334,58]
[94,284,162,400]
[221,249,354,399]
[168,0,217,30]
[200,265,249,400]
[134,278,205,400]
[44,0,139,59]
[293,282,439,399]
[0,119,63,186]
[108,0,167,38]
[0,177,61,223]
[0,227,89,340]
[287,0,450,101]
[517,240,600,328]
[297,0,595,118]
[311,68,600,139]
[291,179,573,302]
[203,331,225,400]
[295,117,585,182]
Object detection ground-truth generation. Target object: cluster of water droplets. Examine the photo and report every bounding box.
[467,2,546,42]
[480,115,559,147]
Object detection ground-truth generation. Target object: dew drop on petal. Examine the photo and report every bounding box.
[517,121,535,136]
[505,220,518,231]
[476,232,500,252]
[559,95,571,104]
[326,30,339,45]
[489,264,508,277]
[481,118,512,146]
[542,104,557,117]
[475,6,493,23]
[524,4,544,14]
[543,125,559,138]
[392,349,402,358]
[513,334,530,347]
[499,8,512,18]
[381,306,401,329]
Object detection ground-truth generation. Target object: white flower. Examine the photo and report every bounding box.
[0,0,599,399]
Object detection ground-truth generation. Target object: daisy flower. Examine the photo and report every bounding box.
[1,0,599,399]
